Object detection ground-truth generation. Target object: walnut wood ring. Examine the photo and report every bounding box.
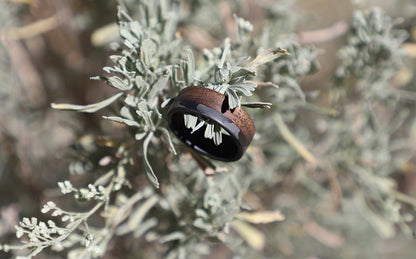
[167,87,255,162]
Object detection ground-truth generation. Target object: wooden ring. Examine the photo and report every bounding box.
[167,87,255,161]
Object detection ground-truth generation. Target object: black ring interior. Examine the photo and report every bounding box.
[168,100,244,162]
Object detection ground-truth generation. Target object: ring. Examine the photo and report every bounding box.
[167,87,255,162]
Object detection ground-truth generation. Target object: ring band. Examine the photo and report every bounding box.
[167,87,255,162]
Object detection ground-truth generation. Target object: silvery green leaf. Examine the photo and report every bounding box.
[193,218,213,232]
[191,120,205,134]
[142,39,157,66]
[135,131,147,141]
[135,76,149,97]
[90,76,101,81]
[143,133,159,188]
[235,15,253,33]
[119,21,141,45]
[153,106,162,119]
[218,38,231,69]
[225,88,240,109]
[160,231,186,243]
[132,218,158,238]
[218,64,232,83]
[51,92,123,113]
[103,116,141,128]
[213,124,222,146]
[205,83,228,94]
[148,75,169,103]
[103,66,119,74]
[135,60,145,74]
[185,48,195,83]
[195,208,209,220]
[184,114,198,129]
[136,101,155,130]
[229,82,257,96]
[245,47,288,71]
[159,127,177,155]
[241,102,273,109]
[117,7,133,23]
[124,94,139,107]
[120,106,134,119]
[127,194,159,229]
[109,54,123,63]
[161,98,172,108]
[204,122,215,139]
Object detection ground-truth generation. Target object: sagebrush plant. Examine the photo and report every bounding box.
[1,0,416,258]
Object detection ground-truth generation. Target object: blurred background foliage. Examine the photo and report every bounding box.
[1,0,416,258]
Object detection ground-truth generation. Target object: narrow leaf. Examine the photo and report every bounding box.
[204,122,215,139]
[133,218,158,238]
[103,116,141,128]
[185,48,195,83]
[161,98,173,108]
[108,76,132,91]
[135,131,148,140]
[148,75,169,103]
[241,102,272,109]
[213,124,222,146]
[159,128,177,155]
[191,120,205,134]
[236,210,285,224]
[184,114,198,129]
[229,82,257,96]
[160,231,186,243]
[127,195,159,230]
[245,47,288,71]
[231,220,265,250]
[51,92,123,113]
[218,39,231,69]
[226,88,240,109]
[143,132,159,188]
[142,38,157,65]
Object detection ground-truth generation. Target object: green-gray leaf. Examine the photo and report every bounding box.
[160,231,186,243]
[127,194,159,230]
[148,75,169,103]
[103,116,141,128]
[143,132,159,188]
[51,92,123,113]
[229,82,257,96]
[185,48,195,83]
[108,76,132,91]
[159,128,177,155]
[225,88,240,109]
[133,218,158,238]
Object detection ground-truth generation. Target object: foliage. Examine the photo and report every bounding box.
[1,0,416,258]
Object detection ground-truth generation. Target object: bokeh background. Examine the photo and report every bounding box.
[1,0,416,258]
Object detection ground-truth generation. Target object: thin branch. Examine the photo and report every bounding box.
[393,191,416,208]
[275,113,319,166]
[299,21,349,44]
[246,80,279,88]
[2,14,62,40]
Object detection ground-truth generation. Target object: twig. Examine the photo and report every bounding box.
[246,80,279,88]
[275,113,319,166]
[189,149,216,177]
[304,220,344,248]
[299,21,349,44]
[393,190,416,208]
[2,14,61,40]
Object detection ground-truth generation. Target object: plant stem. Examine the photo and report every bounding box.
[274,114,319,165]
